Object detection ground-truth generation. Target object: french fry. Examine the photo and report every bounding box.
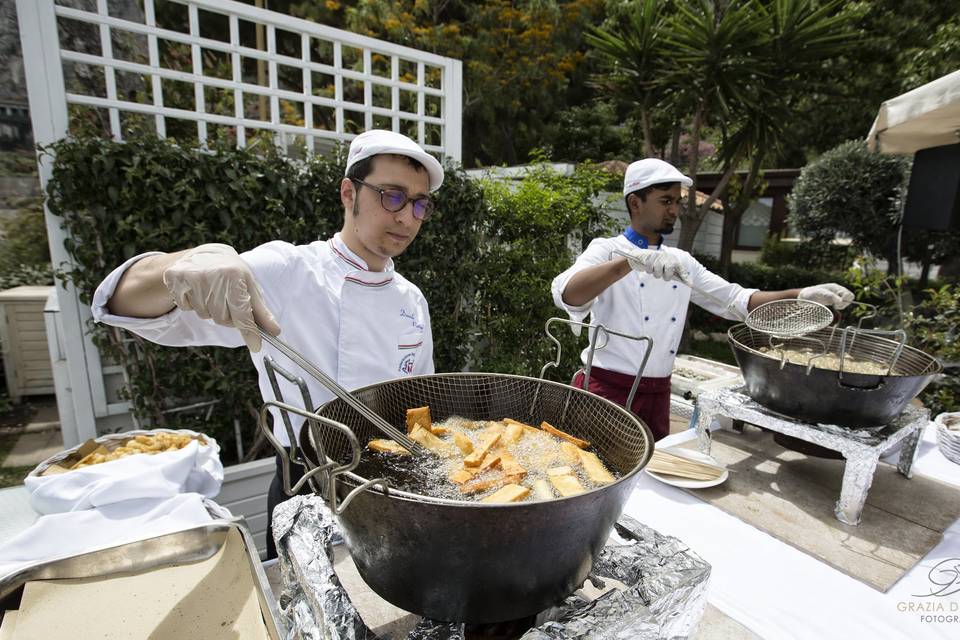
[460,473,508,495]
[406,406,432,434]
[453,432,474,455]
[559,441,582,465]
[409,424,454,455]
[576,449,615,484]
[449,468,478,484]
[481,484,531,503]
[548,472,585,497]
[498,450,527,480]
[504,418,540,436]
[367,439,410,456]
[540,421,590,449]
[478,450,502,472]
[482,422,505,437]
[463,431,502,467]
[502,422,525,444]
[547,466,574,476]
[532,478,554,500]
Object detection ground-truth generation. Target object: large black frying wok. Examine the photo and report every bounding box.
[265,372,654,623]
[728,323,941,428]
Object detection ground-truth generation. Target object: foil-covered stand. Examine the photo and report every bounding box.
[694,386,929,526]
[272,495,711,640]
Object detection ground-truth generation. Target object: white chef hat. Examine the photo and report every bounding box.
[622,158,692,196]
[345,130,444,192]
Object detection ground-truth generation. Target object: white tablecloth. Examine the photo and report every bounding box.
[624,424,960,640]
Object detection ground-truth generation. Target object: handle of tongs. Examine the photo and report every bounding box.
[256,328,429,456]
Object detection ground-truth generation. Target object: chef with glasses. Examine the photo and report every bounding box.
[91,130,443,558]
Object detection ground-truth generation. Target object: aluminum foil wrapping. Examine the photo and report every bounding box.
[695,386,930,525]
[273,495,710,640]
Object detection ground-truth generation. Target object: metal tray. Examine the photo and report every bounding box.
[0,521,285,638]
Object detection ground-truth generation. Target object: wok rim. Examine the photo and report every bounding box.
[311,371,656,508]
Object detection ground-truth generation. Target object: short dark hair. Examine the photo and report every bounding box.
[346,153,427,182]
[624,181,679,216]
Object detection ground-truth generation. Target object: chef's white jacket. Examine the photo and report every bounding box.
[92,233,434,446]
[551,235,756,378]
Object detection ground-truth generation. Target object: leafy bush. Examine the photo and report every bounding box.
[903,285,960,415]
[842,267,959,414]
[44,135,611,462]
[759,237,857,272]
[788,140,960,270]
[0,151,38,177]
[543,101,640,163]
[475,164,616,377]
[0,200,53,289]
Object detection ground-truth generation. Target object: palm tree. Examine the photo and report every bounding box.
[587,0,858,255]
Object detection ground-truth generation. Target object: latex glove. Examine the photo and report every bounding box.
[798,283,854,310]
[619,248,690,284]
[162,243,281,352]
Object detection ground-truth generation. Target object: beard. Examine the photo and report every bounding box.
[656,222,675,235]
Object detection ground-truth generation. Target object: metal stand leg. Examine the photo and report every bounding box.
[835,454,880,526]
[695,407,714,455]
[896,424,925,479]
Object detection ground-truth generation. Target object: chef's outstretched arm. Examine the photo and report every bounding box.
[559,257,632,307]
[108,243,281,351]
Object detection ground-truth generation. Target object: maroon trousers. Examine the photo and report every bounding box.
[572,367,672,441]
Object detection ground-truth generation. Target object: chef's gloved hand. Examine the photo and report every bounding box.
[619,248,691,284]
[798,283,854,310]
[162,243,281,352]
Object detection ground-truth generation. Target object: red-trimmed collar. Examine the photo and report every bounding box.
[330,233,395,274]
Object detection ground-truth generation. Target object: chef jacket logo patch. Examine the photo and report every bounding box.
[399,353,416,374]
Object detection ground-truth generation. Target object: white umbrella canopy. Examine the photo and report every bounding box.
[867,69,960,154]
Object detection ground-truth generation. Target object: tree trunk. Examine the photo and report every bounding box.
[719,203,738,278]
[669,125,681,165]
[678,153,742,252]
[919,256,931,288]
[719,153,764,277]
[641,110,654,157]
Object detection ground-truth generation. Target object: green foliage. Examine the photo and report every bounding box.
[0,151,37,177]
[783,1,960,164]
[43,135,611,462]
[842,268,960,414]
[474,163,616,377]
[287,0,608,166]
[759,237,857,272]
[544,101,641,163]
[788,141,907,266]
[0,200,53,289]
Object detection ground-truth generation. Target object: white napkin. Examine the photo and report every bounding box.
[0,493,219,579]
[25,436,224,515]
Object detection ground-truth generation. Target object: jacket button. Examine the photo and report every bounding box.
[644,316,649,321]
[672,284,677,289]
[640,282,645,288]
[669,349,675,354]
[671,317,676,322]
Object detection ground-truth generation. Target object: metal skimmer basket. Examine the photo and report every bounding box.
[744,299,834,338]
[304,372,653,499]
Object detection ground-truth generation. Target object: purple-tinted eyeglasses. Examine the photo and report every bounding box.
[351,178,434,221]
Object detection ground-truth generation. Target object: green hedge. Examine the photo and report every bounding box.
[44,135,612,462]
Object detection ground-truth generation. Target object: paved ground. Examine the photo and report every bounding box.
[0,395,62,487]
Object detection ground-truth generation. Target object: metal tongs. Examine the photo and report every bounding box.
[257,328,429,456]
